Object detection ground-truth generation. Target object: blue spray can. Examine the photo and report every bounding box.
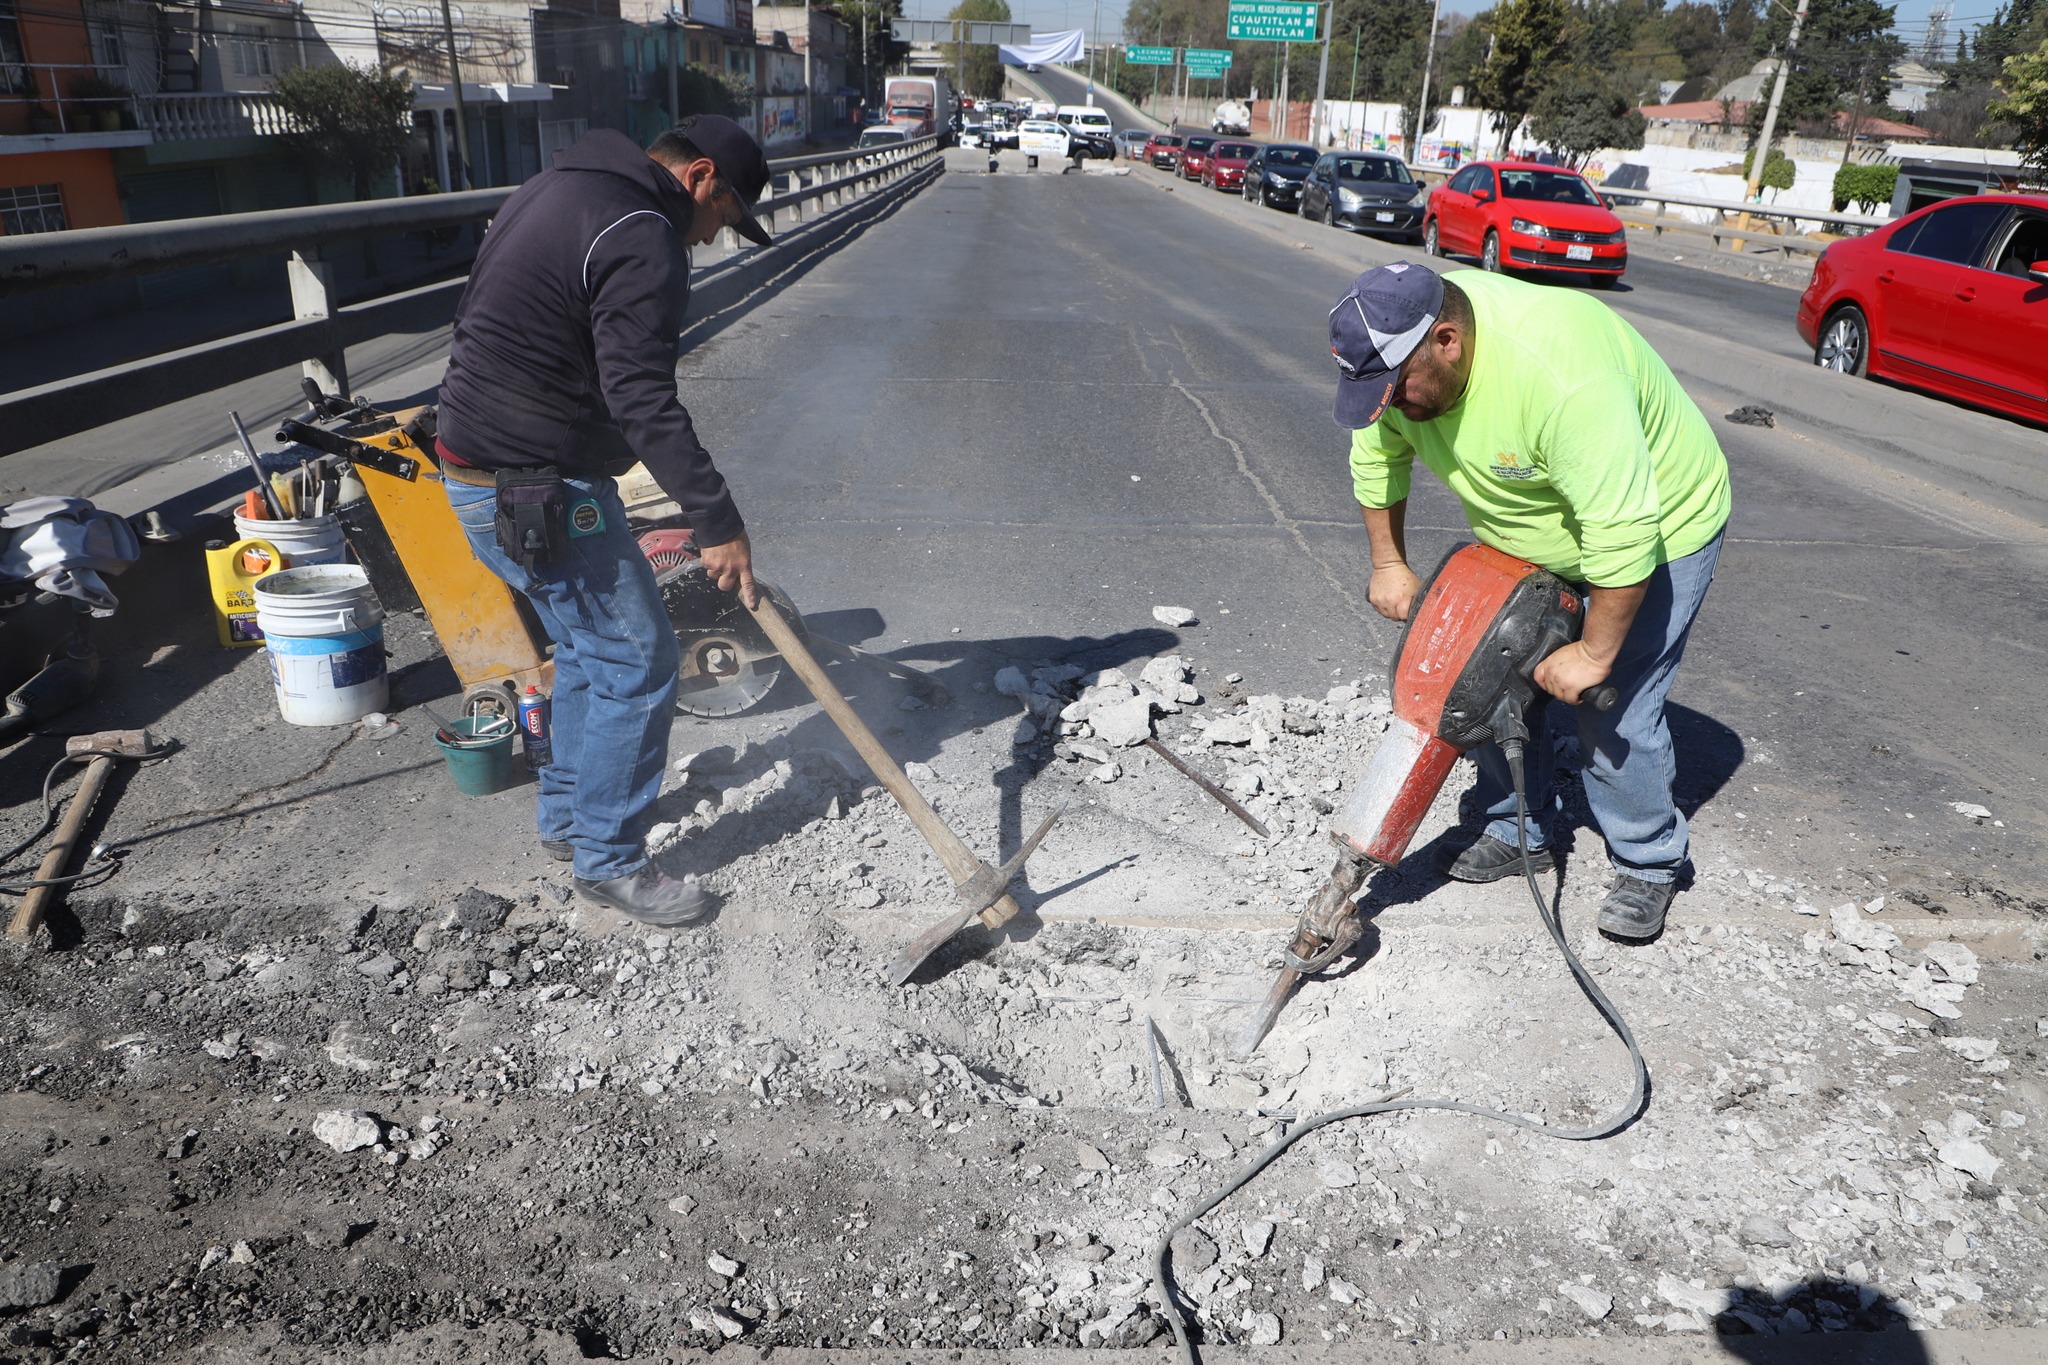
[517,685,552,771]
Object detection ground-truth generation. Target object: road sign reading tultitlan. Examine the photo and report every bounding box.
[1125,45,1175,65]
[1186,62,1227,80]
[1226,0,1320,42]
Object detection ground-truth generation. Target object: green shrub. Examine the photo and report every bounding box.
[1831,162,1898,213]
[1740,146,1796,197]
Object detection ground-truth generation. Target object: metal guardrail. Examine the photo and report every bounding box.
[0,135,941,456]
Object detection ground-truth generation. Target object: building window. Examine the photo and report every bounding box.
[99,28,124,71]
[230,28,274,78]
[0,184,69,236]
[1,1,29,95]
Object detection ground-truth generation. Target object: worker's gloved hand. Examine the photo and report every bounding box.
[699,530,758,609]
[1367,563,1423,622]
[1533,641,1612,705]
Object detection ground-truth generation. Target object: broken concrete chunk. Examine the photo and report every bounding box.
[1948,802,1993,821]
[1558,1283,1613,1320]
[1829,902,1900,953]
[1328,1277,1362,1305]
[1655,1272,1726,1316]
[1241,1220,1274,1257]
[1737,1215,1796,1248]
[1074,1142,1112,1172]
[1937,1138,2001,1183]
[442,887,513,935]
[311,1109,383,1154]
[1922,941,1980,985]
[1090,697,1155,748]
[1941,1037,1998,1063]
[1152,606,1197,628]
[1170,1227,1218,1274]
[1200,716,1254,746]
[1318,1159,1359,1189]
[0,1260,63,1309]
[1146,1141,1196,1168]
[1243,1310,1281,1345]
[707,1252,743,1278]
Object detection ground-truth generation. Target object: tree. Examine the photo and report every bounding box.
[1528,71,1647,166]
[1741,145,1796,197]
[1478,0,1570,153]
[273,62,414,201]
[1988,36,2048,176]
[1830,160,1896,210]
[1750,0,1904,134]
[945,0,1012,101]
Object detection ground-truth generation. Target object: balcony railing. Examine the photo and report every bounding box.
[139,92,293,141]
[0,62,138,134]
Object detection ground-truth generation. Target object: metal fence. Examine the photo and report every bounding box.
[0,134,941,455]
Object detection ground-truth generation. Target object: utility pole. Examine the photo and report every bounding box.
[1346,25,1362,149]
[803,0,814,138]
[665,8,680,128]
[1087,0,1100,104]
[1275,47,1289,139]
[1744,0,1807,203]
[1310,1,1331,147]
[1412,0,1440,163]
[438,0,472,189]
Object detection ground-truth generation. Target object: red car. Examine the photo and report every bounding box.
[1424,161,1627,285]
[1177,135,1218,181]
[1796,193,2048,425]
[1142,133,1184,171]
[1202,141,1258,191]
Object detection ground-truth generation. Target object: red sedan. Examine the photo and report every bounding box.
[1202,141,1258,191]
[1142,133,1184,171]
[1177,135,1218,181]
[1796,193,2048,425]
[1424,161,1627,284]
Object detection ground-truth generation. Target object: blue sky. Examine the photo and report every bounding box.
[900,0,2000,55]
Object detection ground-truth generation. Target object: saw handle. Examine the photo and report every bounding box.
[1580,685,1618,712]
[745,597,1022,932]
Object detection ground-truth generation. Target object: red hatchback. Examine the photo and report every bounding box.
[1796,194,2048,425]
[1143,133,1184,171]
[1202,141,1258,191]
[1424,161,1628,284]
[1177,135,1218,181]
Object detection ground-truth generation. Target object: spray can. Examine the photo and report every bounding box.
[517,685,551,771]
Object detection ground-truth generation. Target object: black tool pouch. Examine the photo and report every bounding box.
[494,467,567,575]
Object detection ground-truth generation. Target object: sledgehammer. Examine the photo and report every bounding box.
[9,729,152,941]
[744,599,1061,985]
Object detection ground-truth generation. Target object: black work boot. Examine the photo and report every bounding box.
[1598,873,1677,941]
[1434,833,1553,883]
[575,866,713,928]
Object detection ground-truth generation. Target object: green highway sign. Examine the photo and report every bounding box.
[1227,0,1320,42]
[1125,45,1176,65]
[1183,48,1233,67]
[1186,62,1227,78]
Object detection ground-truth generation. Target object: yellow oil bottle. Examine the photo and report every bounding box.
[205,537,281,647]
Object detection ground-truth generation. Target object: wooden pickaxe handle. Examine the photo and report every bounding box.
[746,597,1019,931]
[8,755,113,941]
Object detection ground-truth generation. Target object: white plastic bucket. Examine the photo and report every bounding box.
[254,565,388,726]
[234,512,348,568]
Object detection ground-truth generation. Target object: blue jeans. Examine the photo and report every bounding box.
[1473,529,1724,884]
[444,475,679,882]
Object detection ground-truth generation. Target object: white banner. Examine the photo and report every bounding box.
[998,29,1086,66]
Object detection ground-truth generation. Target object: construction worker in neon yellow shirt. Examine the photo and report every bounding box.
[1331,262,1731,941]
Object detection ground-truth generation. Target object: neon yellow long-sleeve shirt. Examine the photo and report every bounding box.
[1349,270,1731,586]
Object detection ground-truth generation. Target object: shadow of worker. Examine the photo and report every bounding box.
[1713,1274,1930,1363]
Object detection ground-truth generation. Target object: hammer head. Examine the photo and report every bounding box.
[66,729,151,758]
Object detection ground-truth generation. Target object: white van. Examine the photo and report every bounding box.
[1054,105,1115,159]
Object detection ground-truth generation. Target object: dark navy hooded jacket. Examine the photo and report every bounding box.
[437,129,742,546]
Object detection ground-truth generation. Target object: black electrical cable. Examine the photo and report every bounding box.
[1149,734,1649,1364]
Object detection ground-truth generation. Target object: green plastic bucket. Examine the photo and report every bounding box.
[433,716,517,797]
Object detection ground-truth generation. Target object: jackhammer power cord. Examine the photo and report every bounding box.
[1150,736,1651,1364]
[0,743,172,892]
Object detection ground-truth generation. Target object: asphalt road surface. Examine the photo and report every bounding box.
[14,140,2048,912]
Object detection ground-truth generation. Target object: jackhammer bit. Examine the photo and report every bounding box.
[1234,841,1375,1058]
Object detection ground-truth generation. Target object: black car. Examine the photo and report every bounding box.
[1299,151,1427,241]
[1243,143,1316,210]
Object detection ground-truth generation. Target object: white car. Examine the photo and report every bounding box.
[1017,119,1071,159]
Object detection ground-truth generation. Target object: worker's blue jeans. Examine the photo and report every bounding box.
[1472,529,1724,884]
[443,476,678,884]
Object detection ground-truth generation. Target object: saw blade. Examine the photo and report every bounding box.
[654,562,797,718]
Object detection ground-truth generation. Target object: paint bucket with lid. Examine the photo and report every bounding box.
[252,565,388,726]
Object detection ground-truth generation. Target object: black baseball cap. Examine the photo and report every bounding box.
[673,114,771,246]
[1328,262,1445,428]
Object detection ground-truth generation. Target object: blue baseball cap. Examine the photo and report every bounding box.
[1329,262,1445,428]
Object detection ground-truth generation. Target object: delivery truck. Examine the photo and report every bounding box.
[883,74,957,145]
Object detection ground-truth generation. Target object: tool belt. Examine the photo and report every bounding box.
[492,467,568,576]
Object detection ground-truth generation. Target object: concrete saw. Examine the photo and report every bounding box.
[640,527,793,717]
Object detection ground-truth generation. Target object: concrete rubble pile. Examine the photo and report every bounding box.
[0,638,2040,1358]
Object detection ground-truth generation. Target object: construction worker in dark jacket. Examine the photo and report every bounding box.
[435,116,771,927]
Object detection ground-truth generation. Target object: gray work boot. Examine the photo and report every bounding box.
[575,866,713,928]
[1434,832,1553,883]
[1598,873,1676,941]
[541,839,573,863]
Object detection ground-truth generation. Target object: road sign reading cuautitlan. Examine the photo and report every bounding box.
[1183,48,1234,67]
[1226,0,1320,42]
[1125,45,1175,65]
